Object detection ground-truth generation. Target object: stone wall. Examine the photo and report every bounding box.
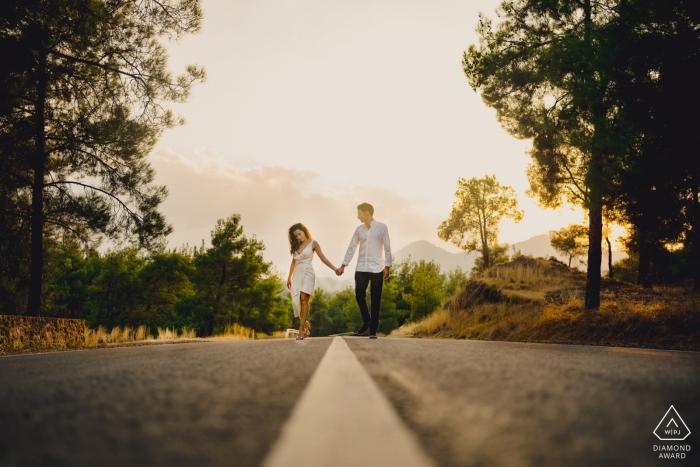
[0,315,86,352]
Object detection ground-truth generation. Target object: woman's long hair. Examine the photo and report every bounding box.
[288,223,312,255]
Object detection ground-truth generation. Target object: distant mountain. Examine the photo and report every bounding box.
[393,235,627,274]
[511,233,626,271]
[393,240,477,273]
[315,276,354,293]
[511,234,558,259]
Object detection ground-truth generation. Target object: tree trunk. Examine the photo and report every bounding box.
[482,238,490,271]
[27,48,48,317]
[692,186,700,290]
[694,243,700,290]
[583,0,603,310]
[206,311,215,337]
[585,195,603,308]
[637,238,652,288]
[605,237,613,279]
[693,234,700,290]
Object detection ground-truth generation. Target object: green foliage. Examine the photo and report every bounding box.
[18,214,290,337]
[86,248,145,330]
[463,0,621,209]
[305,258,470,336]
[308,289,332,336]
[241,275,292,335]
[0,186,31,315]
[550,224,589,267]
[135,251,197,331]
[391,258,416,314]
[0,0,205,245]
[377,280,402,335]
[25,226,475,338]
[439,175,523,270]
[191,215,273,336]
[403,260,445,321]
[614,234,694,287]
[611,256,638,284]
[444,266,469,297]
[462,0,700,298]
[43,236,94,319]
[463,0,621,307]
[331,288,363,333]
[0,0,205,315]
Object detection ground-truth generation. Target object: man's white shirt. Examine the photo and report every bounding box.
[342,219,392,273]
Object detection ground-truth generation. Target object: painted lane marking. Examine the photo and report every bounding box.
[263,336,436,467]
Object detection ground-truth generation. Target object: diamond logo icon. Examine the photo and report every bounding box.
[654,406,691,441]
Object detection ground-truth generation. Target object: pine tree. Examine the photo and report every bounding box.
[0,0,205,315]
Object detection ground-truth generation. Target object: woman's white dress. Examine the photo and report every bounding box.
[291,240,316,317]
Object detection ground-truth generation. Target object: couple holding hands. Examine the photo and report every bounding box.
[286,203,391,340]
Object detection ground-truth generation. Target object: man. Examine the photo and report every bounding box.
[337,203,391,338]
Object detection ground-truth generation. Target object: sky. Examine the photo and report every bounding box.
[150,0,590,278]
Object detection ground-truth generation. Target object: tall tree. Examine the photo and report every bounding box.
[193,215,270,336]
[463,0,622,308]
[439,175,523,270]
[605,0,699,288]
[0,0,205,315]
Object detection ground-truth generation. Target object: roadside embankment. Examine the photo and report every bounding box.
[391,257,700,351]
[0,315,85,353]
[1,318,287,355]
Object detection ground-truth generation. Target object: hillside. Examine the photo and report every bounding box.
[392,256,700,351]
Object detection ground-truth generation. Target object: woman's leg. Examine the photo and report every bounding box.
[299,292,311,337]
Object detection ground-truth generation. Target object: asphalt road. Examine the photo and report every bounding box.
[345,338,700,467]
[1,337,699,467]
[0,340,333,467]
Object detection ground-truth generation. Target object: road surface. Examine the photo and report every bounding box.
[0,337,698,466]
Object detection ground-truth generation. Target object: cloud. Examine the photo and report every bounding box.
[151,149,449,277]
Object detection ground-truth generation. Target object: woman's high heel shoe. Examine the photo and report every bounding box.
[303,322,311,338]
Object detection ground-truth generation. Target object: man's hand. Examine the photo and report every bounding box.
[337,265,345,276]
[383,267,390,280]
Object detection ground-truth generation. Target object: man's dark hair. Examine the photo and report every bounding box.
[357,202,374,215]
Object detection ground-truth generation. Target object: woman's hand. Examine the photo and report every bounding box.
[287,277,292,290]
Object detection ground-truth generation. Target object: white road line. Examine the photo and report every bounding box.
[262,337,436,467]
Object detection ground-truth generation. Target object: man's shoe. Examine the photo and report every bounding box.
[369,335,378,339]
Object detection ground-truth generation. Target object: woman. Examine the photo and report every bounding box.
[287,223,339,340]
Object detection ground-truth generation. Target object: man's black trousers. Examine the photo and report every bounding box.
[354,271,383,336]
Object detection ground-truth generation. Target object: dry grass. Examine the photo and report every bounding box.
[83,325,199,348]
[208,323,257,341]
[3,321,286,354]
[478,256,584,302]
[396,257,700,351]
[83,325,151,347]
[209,323,290,340]
[82,323,282,347]
[391,309,450,338]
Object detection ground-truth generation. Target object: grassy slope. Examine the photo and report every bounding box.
[391,257,700,351]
